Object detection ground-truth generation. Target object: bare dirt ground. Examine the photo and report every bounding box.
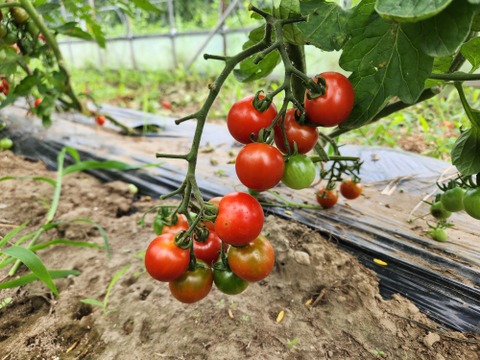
[0,151,479,360]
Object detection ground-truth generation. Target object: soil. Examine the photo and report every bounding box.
[0,151,479,360]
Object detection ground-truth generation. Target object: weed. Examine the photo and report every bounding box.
[286,337,298,350]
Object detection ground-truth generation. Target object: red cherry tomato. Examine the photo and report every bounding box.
[339,179,363,200]
[274,108,318,154]
[304,72,354,127]
[95,115,106,126]
[154,213,189,235]
[144,233,190,282]
[214,192,264,247]
[235,142,285,191]
[227,94,277,144]
[315,186,339,208]
[0,79,10,96]
[228,234,275,282]
[193,229,223,265]
[38,33,46,43]
[161,100,172,110]
[34,98,42,107]
[169,261,213,304]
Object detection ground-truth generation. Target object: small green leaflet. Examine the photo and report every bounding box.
[375,0,453,22]
[461,37,480,72]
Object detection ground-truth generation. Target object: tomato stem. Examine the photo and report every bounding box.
[454,82,480,128]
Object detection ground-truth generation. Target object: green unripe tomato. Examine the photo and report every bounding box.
[10,7,29,24]
[429,228,448,242]
[213,261,249,295]
[3,31,17,45]
[281,154,316,190]
[0,137,13,150]
[0,23,7,38]
[430,201,451,220]
[440,187,465,212]
[463,188,480,220]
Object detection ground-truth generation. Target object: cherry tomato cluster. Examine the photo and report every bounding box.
[144,192,275,303]
[228,72,357,194]
[315,178,363,209]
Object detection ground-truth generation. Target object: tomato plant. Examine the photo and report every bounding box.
[228,234,275,282]
[214,192,264,246]
[169,260,213,304]
[340,179,363,200]
[281,154,316,190]
[235,142,285,191]
[213,261,249,295]
[144,233,190,282]
[227,94,277,144]
[316,186,339,209]
[304,72,354,127]
[463,188,480,220]
[273,108,318,154]
[153,213,189,236]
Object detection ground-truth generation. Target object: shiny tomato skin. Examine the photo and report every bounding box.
[214,192,264,246]
[144,233,190,282]
[235,142,285,191]
[227,95,277,144]
[340,179,363,200]
[228,234,275,282]
[440,187,465,212]
[34,98,42,107]
[193,230,223,265]
[316,187,339,208]
[154,214,189,236]
[463,187,480,220]
[213,261,249,295]
[304,72,354,127]
[281,154,316,190]
[274,108,318,154]
[169,261,213,303]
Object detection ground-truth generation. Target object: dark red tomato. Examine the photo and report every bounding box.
[193,229,223,265]
[154,214,189,235]
[34,98,42,107]
[0,79,10,96]
[203,196,223,231]
[235,142,285,191]
[228,234,275,282]
[316,186,339,208]
[95,115,106,126]
[340,179,363,200]
[227,94,277,144]
[214,192,264,246]
[169,261,213,303]
[213,260,249,295]
[144,233,190,282]
[274,108,318,154]
[304,72,354,127]
[38,33,46,43]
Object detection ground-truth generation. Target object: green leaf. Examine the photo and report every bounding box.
[14,75,39,96]
[452,126,480,176]
[0,175,56,187]
[339,1,434,129]
[375,0,453,22]
[411,0,476,57]
[272,0,304,45]
[69,219,110,257]
[63,160,141,176]
[461,37,480,72]
[234,26,281,83]
[0,246,58,295]
[0,269,80,290]
[129,0,162,12]
[52,22,93,41]
[298,1,350,51]
[80,298,104,308]
[0,220,29,249]
[31,238,104,252]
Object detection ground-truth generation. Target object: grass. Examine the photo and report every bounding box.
[71,67,479,161]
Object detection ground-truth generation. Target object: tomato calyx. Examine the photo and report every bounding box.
[252,90,274,113]
[304,75,326,100]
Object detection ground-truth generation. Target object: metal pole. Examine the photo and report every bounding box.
[185,0,241,69]
[167,0,177,69]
